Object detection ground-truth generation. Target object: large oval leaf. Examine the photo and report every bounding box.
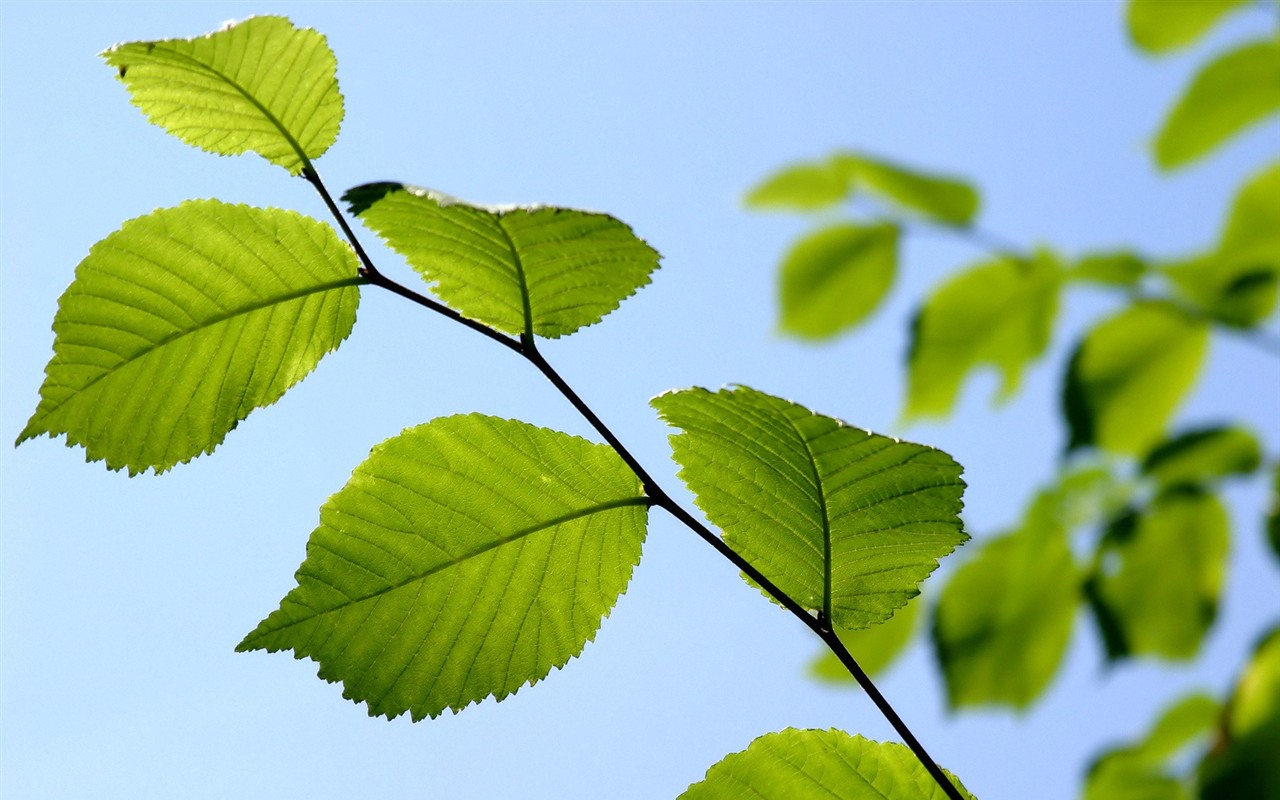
[17,200,361,474]
[343,182,661,338]
[652,386,966,629]
[778,221,899,340]
[238,415,649,721]
[680,729,975,800]
[102,16,343,174]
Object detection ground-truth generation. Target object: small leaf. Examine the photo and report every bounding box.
[777,222,899,339]
[1070,251,1148,287]
[933,491,1080,710]
[1126,0,1247,54]
[652,386,966,630]
[102,16,343,175]
[1153,39,1280,170]
[836,152,980,226]
[17,201,361,474]
[1141,426,1262,487]
[1268,463,1280,562]
[809,596,921,684]
[238,415,649,721]
[679,729,975,800]
[1199,626,1280,800]
[905,251,1062,420]
[1083,692,1219,800]
[1092,487,1228,661]
[1064,302,1209,456]
[343,183,660,338]
[744,160,852,211]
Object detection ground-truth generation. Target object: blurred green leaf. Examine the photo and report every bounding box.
[239,415,649,721]
[1064,302,1210,456]
[1199,626,1280,800]
[1070,251,1148,287]
[1083,692,1218,800]
[745,159,852,211]
[1126,0,1247,54]
[17,201,361,474]
[906,251,1062,420]
[1268,464,1280,562]
[652,386,967,630]
[810,596,922,684]
[933,491,1079,710]
[344,182,660,338]
[1153,39,1280,170]
[836,152,980,226]
[1092,488,1228,661]
[1141,426,1262,487]
[777,221,899,339]
[102,16,343,175]
[679,729,975,800]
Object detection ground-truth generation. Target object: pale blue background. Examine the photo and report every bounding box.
[3,2,1278,799]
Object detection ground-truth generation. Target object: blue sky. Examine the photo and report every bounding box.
[3,2,1278,799]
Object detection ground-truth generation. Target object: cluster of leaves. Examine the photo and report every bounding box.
[747,2,1280,799]
[17,16,989,800]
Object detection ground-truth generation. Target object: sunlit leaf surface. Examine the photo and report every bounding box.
[836,152,979,226]
[1126,0,1246,54]
[1141,426,1261,487]
[777,221,899,339]
[809,595,921,684]
[745,159,852,211]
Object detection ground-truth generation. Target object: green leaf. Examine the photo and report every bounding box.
[1092,487,1228,661]
[343,183,660,338]
[1141,426,1262,487]
[836,152,980,226]
[1070,251,1148,287]
[809,595,921,684]
[1083,692,1219,800]
[1153,39,1280,170]
[744,159,852,211]
[1199,626,1280,800]
[1268,463,1280,562]
[651,386,967,630]
[905,251,1062,420]
[679,729,975,800]
[777,222,899,339]
[1126,0,1247,54]
[102,16,343,175]
[17,200,360,474]
[933,490,1080,710]
[1064,302,1209,456]
[238,415,649,721]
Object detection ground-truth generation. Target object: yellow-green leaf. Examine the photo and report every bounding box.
[778,222,899,339]
[837,152,980,226]
[1126,0,1247,54]
[809,596,922,684]
[745,160,852,211]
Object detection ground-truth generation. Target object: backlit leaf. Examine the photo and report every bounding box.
[679,729,975,800]
[1083,692,1218,800]
[1268,464,1280,562]
[238,415,649,721]
[836,152,980,226]
[102,16,343,175]
[1070,251,1147,287]
[1141,426,1262,487]
[652,386,966,630]
[778,222,899,339]
[1064,302,1209,456]
[1093,487,1228,661]
[17,200,361,474]
[1153,39,1280,170]
[905,251,1062,420]
[809,596,921,684]
[744,159,852,211]
[933,490,1080,710]
[343,183,660,338]
[1126,0,1247,54]
[1199,626,1280,800]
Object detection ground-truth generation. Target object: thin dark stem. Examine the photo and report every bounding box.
[306,169,963,800]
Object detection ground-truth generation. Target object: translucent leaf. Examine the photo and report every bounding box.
[1083,692,1218,800]
[1126,0,1247,54]
[1140,426,1262,487]
[905,251,1062,420]
[17,201,361,474]
[1200,626,1280,799]
[1064,302,1209,456]
[809,596,921,684]
[836,152,980,226]
[1092,487,1228,661]
[744,160,852,211]
[102,16,342,175]
[933,490,1080,710]
[343,183,660,338]
[651,386,966,630]
[238,415,649,721]
[778,222,899,339]
[1153,39,1280,170]
[1268,464,1280,562]
[1070,251,1147,287]
[679,729,975,800]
